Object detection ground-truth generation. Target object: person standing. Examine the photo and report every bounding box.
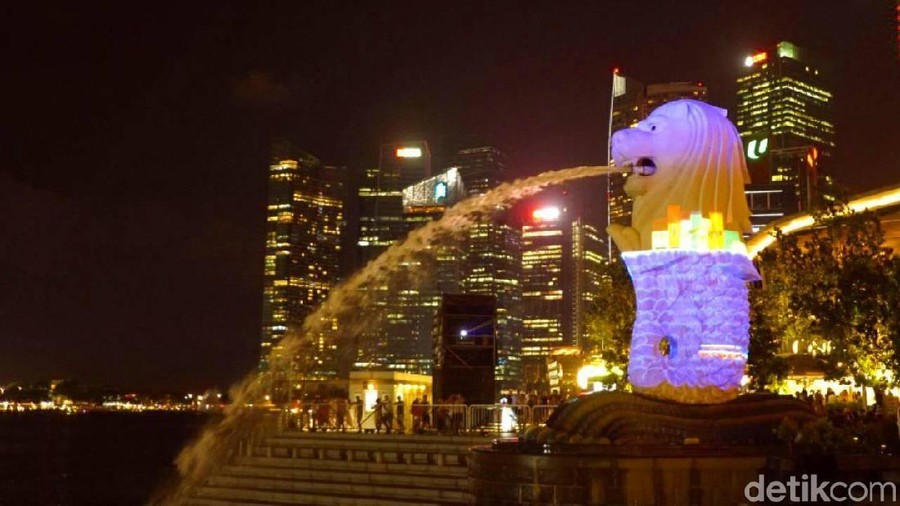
[411,397,422,433]
[450,394,464,434]
[354,395,364,433]
[382,395,393,434]
[395,395,406,433]
[421,394,431,431]
[373,397,384,433]
[336,397,348,432]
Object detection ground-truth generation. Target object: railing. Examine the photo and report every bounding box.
[530,405,558,426]
[281,403,560,436]
[468,404,529,435]
[424,403,468,434]
[236,408,283,458]
[283,402,359,432]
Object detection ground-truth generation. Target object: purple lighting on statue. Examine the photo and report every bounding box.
[623,250,760,404]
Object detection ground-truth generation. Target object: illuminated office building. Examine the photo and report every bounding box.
[259,140,345,384]
[571,218,606,346]
[357,143,523,391]
[356,141,433,373]
[462,214,522,393]
[520,201,606,387]
[358,155,468,374]
[608,77,708,237]
[453,146,507,197]
[737,41,835,214]
[358,141,432,265]
[452,146,522,392]
[374,168,467,374]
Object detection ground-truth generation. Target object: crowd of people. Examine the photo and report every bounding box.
[288,394,438,434]
[286,390,571,435]
[793,387,899,424]
[355,393,465,434]
[287,387,899,435]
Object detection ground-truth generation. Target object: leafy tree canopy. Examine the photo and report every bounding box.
[750,208,900,391]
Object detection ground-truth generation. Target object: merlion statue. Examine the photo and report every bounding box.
[516,99,814,446]
[608,100,760,404]
[607,99,752,252]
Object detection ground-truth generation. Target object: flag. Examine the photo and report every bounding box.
[613,73,627,98]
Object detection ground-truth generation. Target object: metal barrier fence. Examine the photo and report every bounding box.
[284,402,356,432]
[530,405,557,426]
[425,403,468,434]
[282,403,560,435]
[468,404,529,434]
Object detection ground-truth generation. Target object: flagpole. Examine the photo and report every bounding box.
[606,68,619,260]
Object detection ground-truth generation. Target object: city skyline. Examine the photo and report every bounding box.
[2,2,897,390]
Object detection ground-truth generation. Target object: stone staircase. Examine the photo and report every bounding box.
[186,431,492,505]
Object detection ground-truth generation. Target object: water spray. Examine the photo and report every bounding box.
[161,164,625,503]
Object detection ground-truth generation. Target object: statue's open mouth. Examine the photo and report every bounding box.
[633,158,657,176]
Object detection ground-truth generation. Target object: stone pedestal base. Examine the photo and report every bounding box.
[523,391,816,445]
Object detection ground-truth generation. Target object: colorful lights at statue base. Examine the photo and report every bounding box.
[648,205,748,255]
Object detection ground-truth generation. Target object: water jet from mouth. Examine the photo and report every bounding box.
[161,163,628,503]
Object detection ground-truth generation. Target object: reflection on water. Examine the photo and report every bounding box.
[0,411,212,505]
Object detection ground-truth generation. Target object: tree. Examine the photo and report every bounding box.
[747,286,791,391]
[751,209,900,395]
[582,258,635,384]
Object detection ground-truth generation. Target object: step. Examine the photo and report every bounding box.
[234,456,470,477]
[257,435,483,465]
[219,463,468,489]
[206,474,469,502]
[185,497,263,506]
[190,485,458,506]
[185,432,480,505]
[272,431,492,445]
[266,433,490,449]
[262,436,482,453]
[255,447,469,466]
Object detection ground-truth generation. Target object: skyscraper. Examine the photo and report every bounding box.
[519,200,606,389]
[608,76,708,240]
[356,142,440,374]
[454,146,522,391]
[521,204,569,386]
[259,140,345,386]
[462,214,522,393]
[453,146,507,197]
[737,41,835,214]
[358,141,432,265]
[369,167,467,374]
[571,217,606,347]
[356,143,522,392]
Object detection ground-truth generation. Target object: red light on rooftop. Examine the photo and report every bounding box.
[395,147,422,158]
[532,206,561,222]
[612,67,620,74]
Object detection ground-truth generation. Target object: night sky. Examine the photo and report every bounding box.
[2,1,898,390]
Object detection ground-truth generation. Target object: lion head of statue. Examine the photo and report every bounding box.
[609,99,752,251]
